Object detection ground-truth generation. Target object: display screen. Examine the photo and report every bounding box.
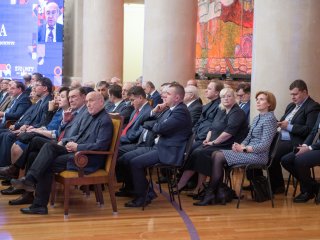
[0,0,64,85]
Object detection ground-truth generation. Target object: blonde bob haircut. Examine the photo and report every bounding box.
[219,87,237,110]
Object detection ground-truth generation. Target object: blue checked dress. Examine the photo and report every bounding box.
[222,111,277,166]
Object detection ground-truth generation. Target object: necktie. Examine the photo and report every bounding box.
[286,105,301,122]
[121,110,140,136]
[239,102,245,109]
[48,26,54,42]
[1,98,16,124]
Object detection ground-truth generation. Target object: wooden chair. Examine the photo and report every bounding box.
[50,114,123,217]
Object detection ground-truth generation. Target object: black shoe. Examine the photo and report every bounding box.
[9,192,34,205]
[1,186,25,195]
[11,177,35,192]
[124,197,150,208]
[193,188,216,206]
[115,189,133,197]
[272,185,285,194]
[293,192,314,203]
[1,180,11,186]
[0,165,19,180]
[20,204,48,215]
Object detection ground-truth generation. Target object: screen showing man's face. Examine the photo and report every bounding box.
[45,3,59,27]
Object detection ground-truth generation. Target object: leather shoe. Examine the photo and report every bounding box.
[0,165,19,180]
[124,197,151,208]
[11,177,35,192]
[1,179,11,186]
[9,192,34,205]
[293,192,314,203]
[1,186,25,195]
[20,204,48,215]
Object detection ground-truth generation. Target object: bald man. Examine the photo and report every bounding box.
[12,91,113,215]
[38,2,63,42]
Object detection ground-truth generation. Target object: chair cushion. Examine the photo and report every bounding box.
[59,169,108,178]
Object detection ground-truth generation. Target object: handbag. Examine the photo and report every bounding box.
[250,176,271,202]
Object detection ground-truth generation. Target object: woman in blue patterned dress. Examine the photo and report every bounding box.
[194,91,278,206]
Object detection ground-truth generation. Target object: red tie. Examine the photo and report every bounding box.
[57,130,65,142]
[121,110,140,136]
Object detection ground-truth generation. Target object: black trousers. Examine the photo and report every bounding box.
[281,150,320,194]
[0,130,16,167]
[27,142,72,206]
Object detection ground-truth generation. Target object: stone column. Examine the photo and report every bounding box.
[63,0,83,85]
[82,0,124,83]
[143,0,198,88]
[251,0,320,119]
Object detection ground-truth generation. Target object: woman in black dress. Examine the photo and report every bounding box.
[177,88,248,195]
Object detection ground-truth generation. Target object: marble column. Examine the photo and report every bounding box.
[82,0,124,84]
[251,0,320,119]
[143,0,198,88]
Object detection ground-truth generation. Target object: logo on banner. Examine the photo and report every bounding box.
[0,24,7,37]
[0,64,11,77]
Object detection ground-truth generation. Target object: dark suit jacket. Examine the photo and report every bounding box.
[193,98,221,141]
[38,23,63,42]
[240,100,250,124]
[120,103,152,144]
[187,99,202,127]
[67,109,113,173]
[27,94,53,128]
[0,95,11,112]
[148,90,163,108]
[110,100,134,126]
[280,96,320,146]
[304,113,320,150]
[154,102,193,166]
[4,93,32,121]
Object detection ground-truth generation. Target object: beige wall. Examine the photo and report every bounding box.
[123,4,144,83]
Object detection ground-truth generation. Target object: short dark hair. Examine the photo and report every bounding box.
[59,86,70,95]
[96,81,109,88]
[70,87,87,96]
[32,72,43,81]
[23,74,31,83]
[211,80,224,93]
[236,83,251,93]
[38,77,53,93]
[109,84,122,99]
[169,82,185,99]
[289,79,308,93]
[146,81,155,89]
[13,81,26,92]
[127,86,146,99]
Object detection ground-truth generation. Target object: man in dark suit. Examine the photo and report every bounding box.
[144,81,163,108]
[192,80,224,149]
[106,84,134,125]
[11,92,113,214]
[124,83,193,207]
[184,85,202,127]
[0,81,32,128]
[236,83,251,124]
[0,79,10,109]
[0,77,53,167]
[120,86,152,145]
[281,113,320,202]
[270,79,320,193]
[38,2,63,43]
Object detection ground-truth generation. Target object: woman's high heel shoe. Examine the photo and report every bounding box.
[193,188,215,206]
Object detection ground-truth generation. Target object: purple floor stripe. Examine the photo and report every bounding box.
[155,185,200,240]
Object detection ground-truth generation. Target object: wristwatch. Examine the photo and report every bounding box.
[243,147,248,153]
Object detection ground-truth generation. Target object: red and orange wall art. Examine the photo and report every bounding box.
[196,0,254,76]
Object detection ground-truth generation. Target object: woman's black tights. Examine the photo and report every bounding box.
[209,151,227,191]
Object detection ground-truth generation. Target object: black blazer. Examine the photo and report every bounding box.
[148,90,163,108]
[280,96,320,146]
[304,113,320,150]
[187,99,202,127]
[111,100,134,126]
[38,23,63,42]
[5,93,32,121]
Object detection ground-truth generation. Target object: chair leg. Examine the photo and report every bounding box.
[96,184,104,205]
[285,173,292,196]
[266,170,274,208]
[107,182,118,214]
[63,183,70,217]
[237,168,246,208]
[156,168,162,193]
[172,168,182,210]
[166,168,174,202]
[50,179,56,207]
[293,178,299,197]
[142,167,153,211]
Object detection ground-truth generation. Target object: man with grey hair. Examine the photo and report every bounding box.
[184,85,202,127]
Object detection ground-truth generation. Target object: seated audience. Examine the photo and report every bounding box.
[236,83,251,124]
[11,92,113,215]
[123,83,193,207]
[143,81,163,108]
[193,91,277,206]
[281,112,320,203]
[178,88,248,196]
[110,77,122,86]
[0,79,11,111]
